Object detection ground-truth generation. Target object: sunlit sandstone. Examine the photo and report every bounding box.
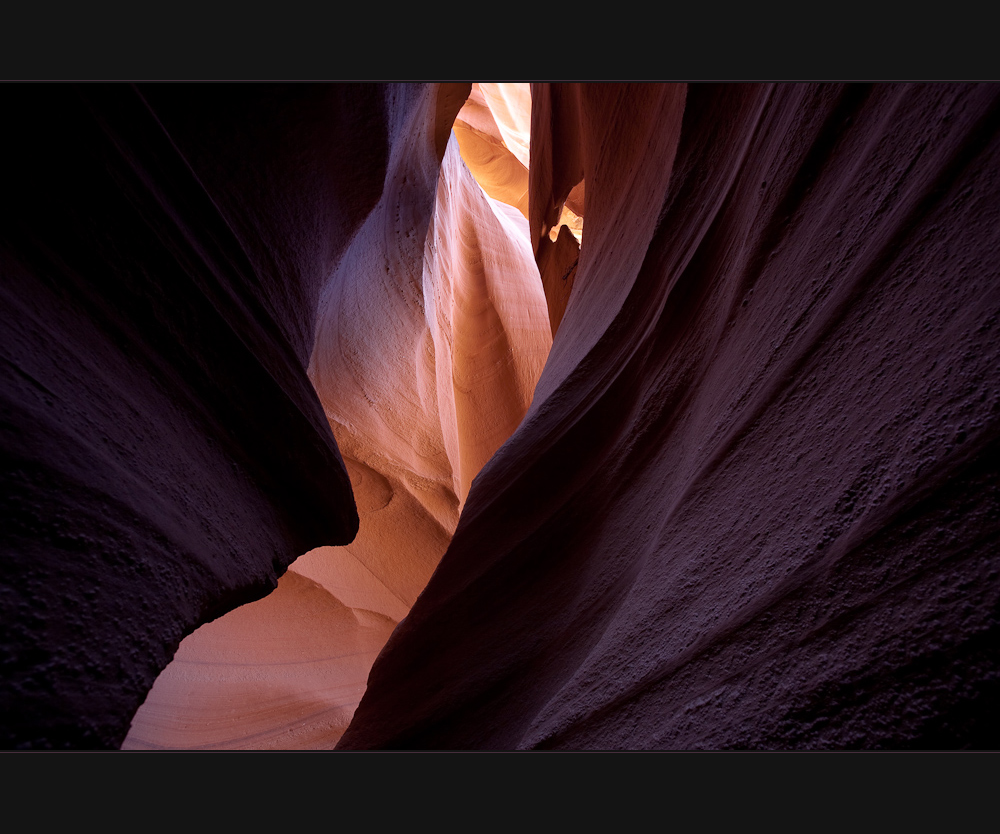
[123,83,551,749]
[4,83,1000,751]
[339,83,1000,750]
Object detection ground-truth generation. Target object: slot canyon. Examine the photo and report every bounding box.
[2,82,999,750]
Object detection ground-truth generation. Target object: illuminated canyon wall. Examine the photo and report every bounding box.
[2,82,1000,750]
[340,83,1000,750]
[123,83,552,749]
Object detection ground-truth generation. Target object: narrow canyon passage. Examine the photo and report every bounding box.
[340,83,1000,750]
[122,83,556,749]
[4,83,1000,751]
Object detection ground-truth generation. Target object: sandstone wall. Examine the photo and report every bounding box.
[0,84,383,748]
[339,83,1000,750]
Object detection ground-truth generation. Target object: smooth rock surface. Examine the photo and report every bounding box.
[123,83,552,749]
[5,82,1000,751]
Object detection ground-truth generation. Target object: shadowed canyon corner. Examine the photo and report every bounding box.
[2,83,1000,750]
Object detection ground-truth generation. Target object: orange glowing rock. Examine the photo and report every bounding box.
[123,83,551,749]
[122,570,395,750]
[453,83,532,219]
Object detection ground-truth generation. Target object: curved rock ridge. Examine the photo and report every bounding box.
[0,83,375,749]
[452,83,586,338]
[123,84,552,749]
[121,570,395,750]
[338,83,1000,750]
[453,83,532,220]
[423,132,553,505]
[456,83,532,170]
[8,82,1000,752]
[478,83,532,172]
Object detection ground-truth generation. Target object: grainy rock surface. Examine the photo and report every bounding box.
[4,83,1000,751]
[123,83,552,749]
[0,84,377,748]
[338,83,1000,750]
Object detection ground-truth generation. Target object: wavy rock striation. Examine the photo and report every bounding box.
[4,82,1000,751]
[123,83,552,749]
[338,83,1000,750]
[0,83,385,749]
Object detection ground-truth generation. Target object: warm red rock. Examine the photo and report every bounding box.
[338,83,1000,750]
[536,224,581,336]
[4,82,1000,751]
[527,83,586,256]
[122,83,551,749]
[122,570,395,750]
[453,84,532,220]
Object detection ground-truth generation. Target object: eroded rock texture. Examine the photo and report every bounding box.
[5,82,1000,751]
[339,83,1000,750]
[122,83,552,749]
[0,83,389,748]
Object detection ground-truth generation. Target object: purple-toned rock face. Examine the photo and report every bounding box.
[0,84,383,748]
[338,83,1000,750]
[3,82,1000,750]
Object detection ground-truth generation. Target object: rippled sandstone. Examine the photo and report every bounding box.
[3,83,1000,751]
[339,83,1000,750]
[123,83,551,749]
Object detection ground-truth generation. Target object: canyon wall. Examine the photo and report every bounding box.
[3,83,1000,750]
[122,84,552,749]
[0,84,395,748]
[339,83,1000,750]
